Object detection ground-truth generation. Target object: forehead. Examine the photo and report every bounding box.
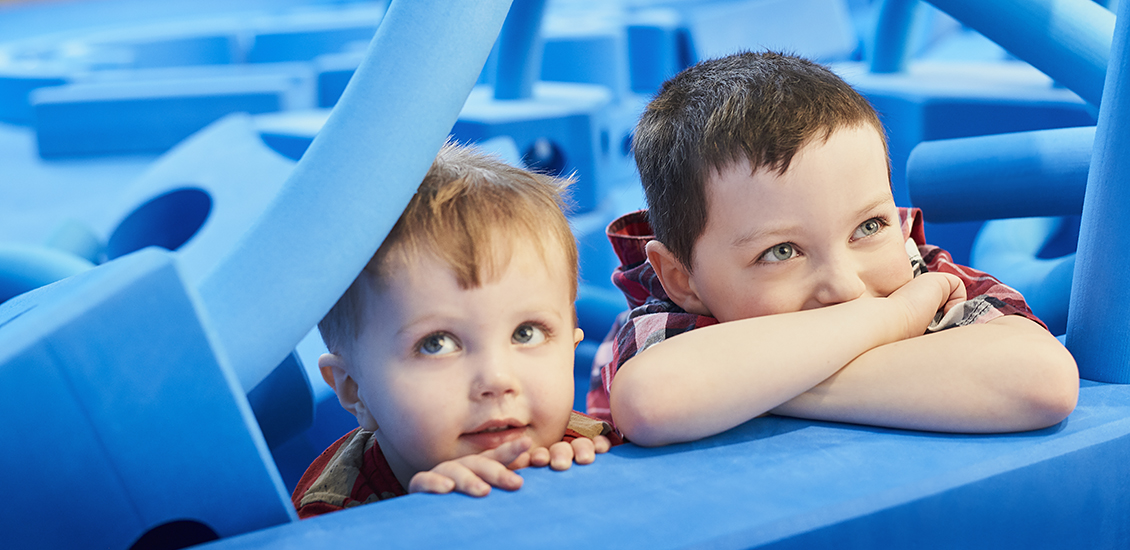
[700,125,892,245]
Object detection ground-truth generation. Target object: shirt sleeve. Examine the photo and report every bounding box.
[917,243,1048,332]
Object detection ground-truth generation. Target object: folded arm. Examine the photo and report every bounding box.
[771,314,1078,432]
[610,273,965,446]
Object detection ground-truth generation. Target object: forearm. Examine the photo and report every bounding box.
[772,315,1079,432]
[610,297,912,446]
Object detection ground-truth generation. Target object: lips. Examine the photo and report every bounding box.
[461,419,528,450]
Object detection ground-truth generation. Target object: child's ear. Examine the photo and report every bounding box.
[645,240,710,316]
[318,353,379,431]
[573,327,584,349]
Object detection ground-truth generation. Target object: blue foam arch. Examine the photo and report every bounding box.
[1067,0,1130,383]
[196,0,515,392]
[926,0,1114,107]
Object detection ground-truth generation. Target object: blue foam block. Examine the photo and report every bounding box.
[247,23,378,64]
[0,69,67,125]
[31,71,308,157]
[0,248,295,550]
[104,113,297,285]
[453,82,618,213]
[625,8,693,95]
[196,380,1129,549]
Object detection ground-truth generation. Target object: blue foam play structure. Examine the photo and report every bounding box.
[0,1,512,548]
[5,0,1130,548]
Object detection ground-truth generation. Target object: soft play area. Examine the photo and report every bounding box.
[2,0,1129,547]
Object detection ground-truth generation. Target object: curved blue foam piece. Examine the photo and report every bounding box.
[198,381,1130,549]
[906,126,1093,222]
[927,0,1114,107]
[1067,0,1130,383]
[196,0,514,392]
[494,0,547,100]
[43,219,105,264]
[869,0,920,74]
[971,217,1075,336]
[0,244,94,304]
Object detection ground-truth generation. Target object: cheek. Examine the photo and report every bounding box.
[866,248,914,297]
[523,347,576,445]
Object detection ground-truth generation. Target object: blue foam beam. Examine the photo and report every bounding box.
[1067,0,1130,383]
[196,0,514,392]
[870,0,920,74]
[926,0,1114,107]
[906,126,1093,222]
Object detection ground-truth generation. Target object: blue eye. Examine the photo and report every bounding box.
[418,333,459,356]
[852,217,886,240]
[512,323,547,345]
[761,243,797,263]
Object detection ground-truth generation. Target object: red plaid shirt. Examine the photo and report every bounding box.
[586,208,1046,428]
[292,411,622,518]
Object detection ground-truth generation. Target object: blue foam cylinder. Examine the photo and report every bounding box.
[494,0,547,100]
[196,0,514,392]
[926,0,1114,107]
[906,126,1093,222]
[870,0,920,74]
[1067,0,1130,383]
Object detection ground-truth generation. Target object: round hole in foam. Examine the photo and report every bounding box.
[106,187,212,260]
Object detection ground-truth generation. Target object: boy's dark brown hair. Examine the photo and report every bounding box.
[318,141,577,356]
[633,50,888,270]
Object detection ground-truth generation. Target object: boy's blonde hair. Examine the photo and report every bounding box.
[318,141,577,356]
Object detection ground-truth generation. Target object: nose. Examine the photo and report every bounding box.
[470,350,520,401]
[810,255,867,308]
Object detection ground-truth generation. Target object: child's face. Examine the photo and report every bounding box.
[686,124,913,322]
[341,240,581,484]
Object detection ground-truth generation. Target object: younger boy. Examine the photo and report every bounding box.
[293,142,618,518]
[589,51,1078,446]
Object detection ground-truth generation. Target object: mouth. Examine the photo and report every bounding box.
[461,419,528,450]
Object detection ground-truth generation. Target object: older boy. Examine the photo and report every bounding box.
[293,143,618,518]
[589,51,1078,447]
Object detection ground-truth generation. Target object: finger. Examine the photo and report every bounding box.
[453,454,524,492]
[527,446,551,467]
[571,437,596,465]
[549,441,574,471]
[408,471,457,495]
[428,460,493,497]
[507,451,531,471]
[481,436,533,466]
[592,435,612,454]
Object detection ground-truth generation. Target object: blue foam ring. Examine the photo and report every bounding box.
[0,244,94,304]
[971,217,1075,336]
[906,126,1094,222]
[1067,0,1130,383]
[196,0,515,393]
[494,0,548,100]
[869,0,921,74]
[926,0,1114,107]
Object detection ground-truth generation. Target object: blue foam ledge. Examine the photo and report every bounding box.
[200,380,1124,549]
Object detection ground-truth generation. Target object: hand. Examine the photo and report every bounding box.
[507,435,613,471]
[887,272,966,338]
[407,437,532,497]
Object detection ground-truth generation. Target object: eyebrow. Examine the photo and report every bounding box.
[729,192,894,249]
